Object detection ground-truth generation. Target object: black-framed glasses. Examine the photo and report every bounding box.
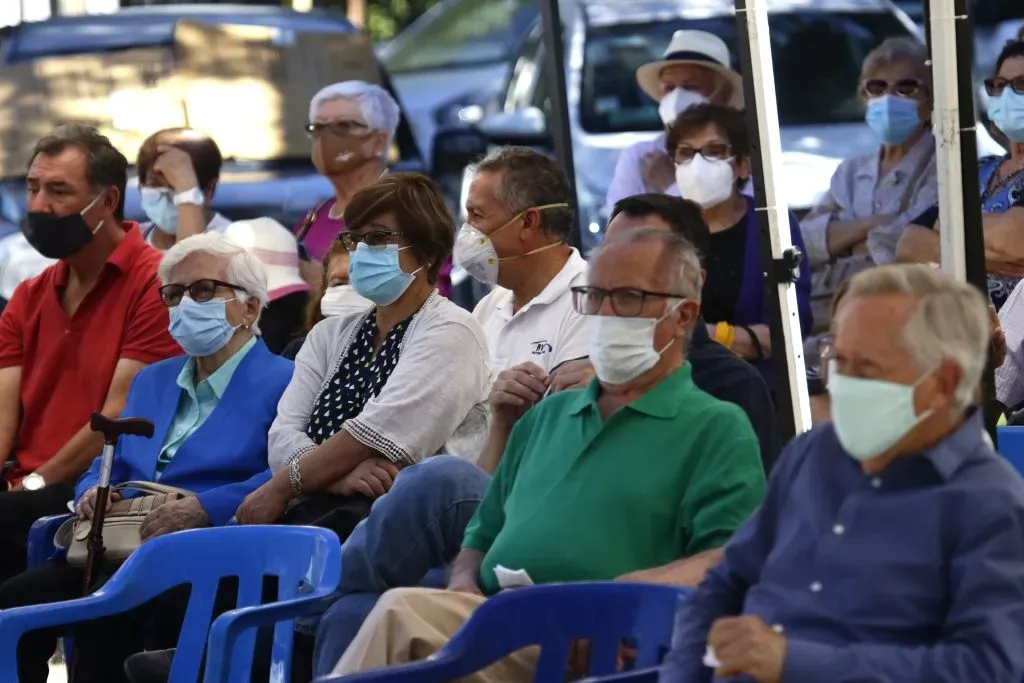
[984,76,1024,97]
[571,285,686,318]
[305,120,370,139]
[673,142,732,165]
[159,279,243,307]
[861,77,925,98]
[340,228,405,252]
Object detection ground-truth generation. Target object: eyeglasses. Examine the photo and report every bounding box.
[159,279,242,307]
[861,77,925,98]
[673,142,732,165]
[984,76,1024,97]
[340,228,405,252]
[305,120,370,139]
[571,285,686,318]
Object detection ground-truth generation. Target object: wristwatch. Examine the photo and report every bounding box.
[172,187,205,207]
[21,472,45,491]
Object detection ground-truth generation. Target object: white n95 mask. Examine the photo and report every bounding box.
[321,284,373,318]
[675,156,735,209]
[658,88,708,126]
[454,202,570,285]
[587,303,682,384]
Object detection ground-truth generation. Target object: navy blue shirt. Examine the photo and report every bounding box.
[662,412,1024,683]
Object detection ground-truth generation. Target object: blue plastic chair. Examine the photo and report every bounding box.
[315,582,690,683]
[997,426,1024,476]
[577,669,660,683]
[0,525,341,683]
[27,513,72,568]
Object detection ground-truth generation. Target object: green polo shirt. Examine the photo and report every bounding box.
[462,363,765,595]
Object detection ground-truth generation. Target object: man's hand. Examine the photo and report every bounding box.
[140,496,209,541]
[77,486,122,520]
[489,362,551,430]
[990,303,1007,369]
[329,458,400,499]
[153,145,201,193]
[549,359,595,393]
[708,616,787,683]
[641,151,676,193]
[447,576,483,596]
[236,478,292,525]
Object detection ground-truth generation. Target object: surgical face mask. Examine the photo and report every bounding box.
[140,187,179,235]
[865,95,922,146]
[321,284,373,318]
[587,302,683,385]
[349,243,422,306]
[658,88,708,126]
[988,89,1024,143]
[453,203,569,285]
[168,296,240,357]
[23,193,104,260]
[827,360,934,461]
[674,155,735,209]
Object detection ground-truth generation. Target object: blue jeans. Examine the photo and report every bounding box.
[312,455,490,676]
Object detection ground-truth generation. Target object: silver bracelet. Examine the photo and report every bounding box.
[288,457,303,497]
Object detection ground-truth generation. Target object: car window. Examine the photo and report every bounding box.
[384,0,539,74]
[578,11,915,134]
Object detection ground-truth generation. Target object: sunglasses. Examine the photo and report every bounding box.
[673,142,733,165]
[159,279,242,307]
[305,120,370,139]
[861,77,925,99]
[339,228,405,252]
[984,76,1024,97]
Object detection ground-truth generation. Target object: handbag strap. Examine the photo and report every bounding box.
[113,480,194,498]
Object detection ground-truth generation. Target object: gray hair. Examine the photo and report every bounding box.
[309,80,401,148]
[471,146,574,240]
[840,264,990,409]
[591,227,703,301]
[158,233,270,334]
[860,37,931,88]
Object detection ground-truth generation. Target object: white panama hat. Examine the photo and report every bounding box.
[635,30,744,108]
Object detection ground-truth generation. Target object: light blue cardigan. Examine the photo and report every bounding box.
[75,338,293,526]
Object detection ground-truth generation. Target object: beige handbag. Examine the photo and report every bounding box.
[55,481,195,567]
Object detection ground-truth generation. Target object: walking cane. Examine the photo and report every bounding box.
[81,412,155,593]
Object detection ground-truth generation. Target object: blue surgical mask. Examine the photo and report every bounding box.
[349,243,422,306]
[865,95,922,146]
[140,187,179,235]
[827,360,933,461]
[168,296,239,357]
[988,89,1024,143]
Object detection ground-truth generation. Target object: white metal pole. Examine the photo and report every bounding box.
[737,0,811,435]
[931,0,968,280]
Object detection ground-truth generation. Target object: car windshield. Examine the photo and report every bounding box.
[383,0,539,74]
[580,11,915,134]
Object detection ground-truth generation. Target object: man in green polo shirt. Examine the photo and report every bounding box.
[330,227,766,682]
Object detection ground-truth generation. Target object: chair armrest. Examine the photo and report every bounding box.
[203,593,339,683]
[575,666,661,683]
[27,514,72,568]
[313,656,465,683]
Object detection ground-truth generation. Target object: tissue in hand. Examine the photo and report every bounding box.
[703,645,721,668]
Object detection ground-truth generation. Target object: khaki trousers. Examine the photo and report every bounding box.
[332,587,539,683]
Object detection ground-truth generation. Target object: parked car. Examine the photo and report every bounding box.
[0,4,426,231]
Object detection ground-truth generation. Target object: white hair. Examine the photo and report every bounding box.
[158,232,270,334]
[590,227,703,301]
[309,80,401,148]
[840,264,990,409]
[861,37,931,87]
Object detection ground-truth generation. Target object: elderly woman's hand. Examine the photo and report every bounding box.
[153,145,201,193]
[328,458,401,499]
[140,497,210,541]
[236,478,292,525]
[641,151,676,193]
[77,486,122,520]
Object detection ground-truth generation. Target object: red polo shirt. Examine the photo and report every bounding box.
[0,223,182,479]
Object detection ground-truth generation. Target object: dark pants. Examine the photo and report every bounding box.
[0,484,76,585]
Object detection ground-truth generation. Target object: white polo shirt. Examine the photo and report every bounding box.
[472,248,589,374]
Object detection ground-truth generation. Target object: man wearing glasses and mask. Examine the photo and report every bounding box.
[0,125,180,588]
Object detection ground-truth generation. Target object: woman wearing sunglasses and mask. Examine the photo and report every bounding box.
[236,173,490,533]
[668,104,813,389]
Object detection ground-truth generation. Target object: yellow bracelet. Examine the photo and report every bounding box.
[714,322,736,349]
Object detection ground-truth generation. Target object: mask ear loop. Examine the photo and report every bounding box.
[654,299,687,356]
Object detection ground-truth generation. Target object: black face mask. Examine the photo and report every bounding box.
[23,194,104,260]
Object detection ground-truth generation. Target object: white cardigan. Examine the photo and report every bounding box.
[268,292,492,472]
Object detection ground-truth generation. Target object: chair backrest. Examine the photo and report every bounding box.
[997,426,1024,476]
[442,582,690,681]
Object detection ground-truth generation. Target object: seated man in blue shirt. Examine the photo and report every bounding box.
[662,263,1024,683]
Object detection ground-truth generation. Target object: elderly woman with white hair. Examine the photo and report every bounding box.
[0,232,294,683]
[800,37,938,331]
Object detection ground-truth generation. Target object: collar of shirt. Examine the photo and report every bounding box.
[494,248,588,318]
[53,221,146,288]
[568,362,695,419]
[176,335,258,400]
[918,409,988,480]
[854,130,935,188]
